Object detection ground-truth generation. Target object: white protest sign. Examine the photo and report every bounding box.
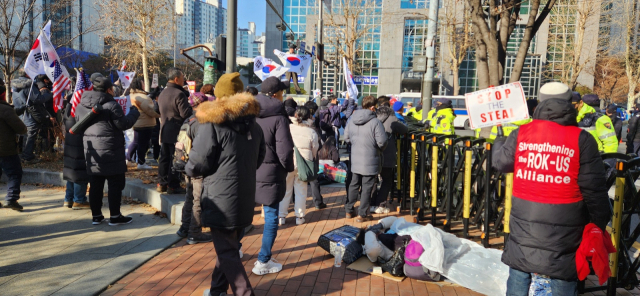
[151,73,158,88]
[464,82,529,129]
[114,96,132,115]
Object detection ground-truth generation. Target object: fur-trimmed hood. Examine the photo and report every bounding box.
[195,92,260,125]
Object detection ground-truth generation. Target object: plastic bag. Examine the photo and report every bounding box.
[529,274,552,296]
[389,217,422,236]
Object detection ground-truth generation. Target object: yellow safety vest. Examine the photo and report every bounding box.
[426,109,436,133]
[408,107,423,121]
[583,114,618,153]
[577,104,596,123]
[432,108,455,135]
[489,118,533,140]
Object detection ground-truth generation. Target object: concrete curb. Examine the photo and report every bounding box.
[2,168,186,226]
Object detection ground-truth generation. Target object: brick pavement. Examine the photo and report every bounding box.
[102,186,640,296]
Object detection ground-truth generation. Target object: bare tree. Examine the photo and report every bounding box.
[544,0,602,90]
[323,0,380,75]
[466,0,557,88]
[593,56,629,104]
[97,0,173,92]
[617,0,640,109]
[442,0,473,95]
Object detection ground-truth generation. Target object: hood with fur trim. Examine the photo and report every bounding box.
[196,92,260,124]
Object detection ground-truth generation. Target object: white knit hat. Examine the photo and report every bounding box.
[539,82,572,101]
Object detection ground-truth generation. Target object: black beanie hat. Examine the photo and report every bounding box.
[93,76,113,93]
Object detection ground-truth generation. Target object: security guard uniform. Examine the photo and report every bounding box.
[425,108,436,133]
[432,108,456,135]
[576,104,596,123]
[407,107,423,121]
[489,118,533,140]
[579,95,618,153]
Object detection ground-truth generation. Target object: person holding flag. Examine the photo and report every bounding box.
[61,69,92,210]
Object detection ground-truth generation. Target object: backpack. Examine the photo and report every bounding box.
[319,108,331,128]
[403,240,441,281]
[173,119,195,172]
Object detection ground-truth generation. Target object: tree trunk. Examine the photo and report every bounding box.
[452,65,460,96]
[4,54,11,104]
[509,0,544,83]
[142,40,150,92]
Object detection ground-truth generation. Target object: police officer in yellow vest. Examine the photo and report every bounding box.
[488,99,538,140]
[573,92,596,123]
[407,103,423,121]
[425,103,437,133]
[578,94,618,153]
[432,98,456,135]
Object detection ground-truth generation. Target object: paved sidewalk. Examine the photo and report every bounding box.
[0,184,180,296]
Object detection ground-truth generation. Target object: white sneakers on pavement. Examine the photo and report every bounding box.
[252,259,282,275]
[296,217,305,225]
[239,247,243,259]
[375,207,390,214]
[278,217,286,226]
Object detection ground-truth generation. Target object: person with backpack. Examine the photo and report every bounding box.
[74,76,140,226]
[326,95,350,148]
[304,101,327,210]
[278,106,319,226]
[174,92,213,244]
[185,73,265,296]
[317,99,335,142]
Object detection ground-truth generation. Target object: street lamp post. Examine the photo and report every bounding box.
[226,0,237,73]
[421,0,440,112]
[316,0,323,96]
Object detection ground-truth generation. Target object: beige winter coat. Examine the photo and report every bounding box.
[289,117,319,169]
[131,91,160,129]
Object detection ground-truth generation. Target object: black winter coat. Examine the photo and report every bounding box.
[377,106,409,168]
[75,91,140,176]
[62,103,88,183]
[158,82,193,143]
[627,111,640,153]
[185,93,265,229]
[254,94,294,206]
[11,77,50,127]
[492,98,611,281]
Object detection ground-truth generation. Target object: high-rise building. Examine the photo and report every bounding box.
[237,22,263,58]
[176,0,226,49]
[265,0,602,99]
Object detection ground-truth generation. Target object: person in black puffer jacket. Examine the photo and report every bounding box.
[374,98,408,214]
[185,74,265,296]
[62,102,89,209]
[12,75,53,162]
[253,77,294,276]
[74,77,140,226]
[492,82,610,295]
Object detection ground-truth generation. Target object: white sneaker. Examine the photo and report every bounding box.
[137,164,153,170]
[375,207,390,214]
[370,206,377,213]
[239,247,243,259]
[296,217,305,225]
[126,160,135,166]
[252,259,282,275]
[278,217,286,225]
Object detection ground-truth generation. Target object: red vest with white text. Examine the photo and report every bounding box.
[513,120,583,204]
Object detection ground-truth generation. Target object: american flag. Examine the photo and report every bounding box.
[51,60,70,113]
[71,69,92,117]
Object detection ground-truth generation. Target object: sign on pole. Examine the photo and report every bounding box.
[412,55,427,72]
[114,96,132,115]
[151,74,158,88]
[187,81,196,94]
[464,82,529,130]
[203,57,218,85]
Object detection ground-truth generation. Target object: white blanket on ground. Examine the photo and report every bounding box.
[390,218,508,296]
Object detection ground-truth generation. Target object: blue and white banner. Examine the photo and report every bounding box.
[343,57,359,99]
[352,76,379,85]
[274,49,312,75]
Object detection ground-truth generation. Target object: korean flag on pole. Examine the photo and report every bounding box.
[253,56,289,81]
[24,20,52,79]
[273,49,312,75]
[117,71,136,89]
[343,57,358,99]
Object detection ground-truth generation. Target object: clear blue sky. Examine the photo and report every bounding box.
[222,0,267,36]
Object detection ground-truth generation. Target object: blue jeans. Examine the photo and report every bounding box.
[258,204,279,263]
[21,124,41,161]
[65,181,87,203]
[506,267,577,296]
[0,155,22,201]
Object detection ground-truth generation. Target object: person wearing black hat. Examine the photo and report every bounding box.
[432,98,456,135]
[606,104,622,142]
[626,103,640,154]
[578,94,618,153]
[253,76,294,276]
[74,76,140,226]
[284,44,301,94]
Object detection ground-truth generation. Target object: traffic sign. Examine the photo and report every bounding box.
[413,55,427,72]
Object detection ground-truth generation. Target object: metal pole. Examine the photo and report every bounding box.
[444,138,454,232]
[421,0,439,111]
[226,0,237,73]
[482,142,492,248]
[316,0,323,95]
[608,161,626,296]
[410,136,417,216]
[431,138,439,225]
[504,173,513,242]
[462,141,472,238]
[174,13,177,68]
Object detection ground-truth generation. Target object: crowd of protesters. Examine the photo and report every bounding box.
[0,64,624,295]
